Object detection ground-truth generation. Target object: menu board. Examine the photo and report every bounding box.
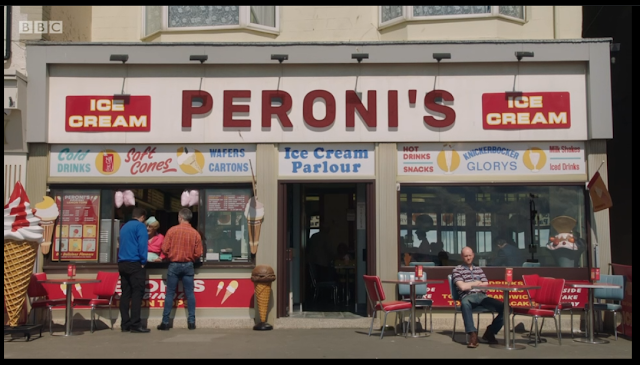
[207,194,249,212]
[52,191,100,261]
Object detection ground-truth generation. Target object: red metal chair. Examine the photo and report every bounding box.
[363,275,413,339]
[72,271,120,333]
[512,277,566,346]
[27,272,67,335]
[522,274,577,339]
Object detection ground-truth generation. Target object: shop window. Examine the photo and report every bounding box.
[143,6,279,38]
[379,6,525,29]
[398,184,587,268]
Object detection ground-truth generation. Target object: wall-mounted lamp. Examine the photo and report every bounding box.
[109,54,129,63]
[515,51,534,61]
[189,55,208,64]
[433,53,451,62]
[271,54,288,63]
[352,53,369,63]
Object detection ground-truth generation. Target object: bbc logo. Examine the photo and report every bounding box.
[19,21,63,34]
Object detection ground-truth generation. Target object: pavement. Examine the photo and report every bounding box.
[4,323,632,359]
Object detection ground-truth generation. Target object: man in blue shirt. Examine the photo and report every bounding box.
[118,207,150,333]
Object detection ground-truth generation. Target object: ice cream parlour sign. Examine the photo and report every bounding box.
[279,143,375,177]
[49,144,256,177]
[397,141,585,176]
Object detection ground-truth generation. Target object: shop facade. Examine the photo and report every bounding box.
[24,40,613,327]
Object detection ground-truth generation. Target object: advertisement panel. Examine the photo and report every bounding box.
[52,192,100,261]
[279,143,375,177]
[398,141,585,177]
[49,144,256,178]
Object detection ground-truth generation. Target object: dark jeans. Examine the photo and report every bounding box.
[461,292,505,334]
[161,262,196,324]
[118,261,146,329]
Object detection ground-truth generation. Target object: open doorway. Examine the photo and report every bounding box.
[278,182,374,317]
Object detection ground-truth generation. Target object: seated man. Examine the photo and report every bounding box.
[452,246,504,348]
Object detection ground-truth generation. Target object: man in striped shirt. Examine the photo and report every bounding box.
[452,246,504,348]
[157,208,203,331]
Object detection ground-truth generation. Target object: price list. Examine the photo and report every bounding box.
[207,194,249,212]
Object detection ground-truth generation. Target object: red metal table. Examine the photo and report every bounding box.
[38,278,101,336]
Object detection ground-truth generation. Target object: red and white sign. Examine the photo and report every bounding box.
[65,95,151,132]
[482,92,571,130]
[52,193,100,261]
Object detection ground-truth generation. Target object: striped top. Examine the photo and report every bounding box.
[452,264,488,300]
[161,222,203,263]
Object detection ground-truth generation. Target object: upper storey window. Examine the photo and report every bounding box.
[143,6,278,38]
[380,6,525,28]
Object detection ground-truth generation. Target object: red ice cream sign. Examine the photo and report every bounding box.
[482,92,571,130]
[65,95,151,132]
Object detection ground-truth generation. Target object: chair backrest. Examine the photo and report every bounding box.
[594,274,625,301]
[448,274,460,302]
[535,277,565,308]
[94,271,120,298]
[27,272,48,299]
[409,262,436,267]
[522,262,541,268]
[522,273,540,302]
[363,275,386,304]
[397,271,427,297]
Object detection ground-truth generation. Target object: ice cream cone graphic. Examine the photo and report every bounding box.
[244,197,265,255]
[34,196,60,256]
[4,181,44,327]
[216,281,224,296]
[177,147,203,174]
[221,280,239,304]
[75,283,83,297]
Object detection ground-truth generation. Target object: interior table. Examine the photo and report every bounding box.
[334,262,356,309]
[382,279,443,338]
[471,284,540,350]
[38,278,101,336]
[566,282,621,344]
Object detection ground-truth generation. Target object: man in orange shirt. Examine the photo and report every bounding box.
[157,208,203,331]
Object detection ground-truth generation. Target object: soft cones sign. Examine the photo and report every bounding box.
[587,172,613,212]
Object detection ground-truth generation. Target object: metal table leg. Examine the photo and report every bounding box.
[491,290,525,350]
[574,288,609,344]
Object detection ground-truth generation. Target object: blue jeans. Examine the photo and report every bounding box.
[161,262,196,324]
[460,292,504,334]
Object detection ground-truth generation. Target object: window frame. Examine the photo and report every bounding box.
[379,6,526,30]
[141,6,280,39]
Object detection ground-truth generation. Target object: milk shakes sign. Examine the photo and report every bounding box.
[65,96,151,132]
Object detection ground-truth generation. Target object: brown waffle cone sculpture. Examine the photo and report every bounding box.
[251,264,276,330]
[3,241,39,327]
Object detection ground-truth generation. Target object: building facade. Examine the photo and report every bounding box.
[18,6,616,330]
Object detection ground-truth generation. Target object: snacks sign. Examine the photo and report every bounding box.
[65,95,151,132]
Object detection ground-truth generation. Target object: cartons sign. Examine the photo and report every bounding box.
[65,95,151,132]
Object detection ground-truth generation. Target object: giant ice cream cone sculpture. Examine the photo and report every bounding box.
[34,196,60,255]
[4,181,44,327]
[251,265,276,331]
[244,197,265,255]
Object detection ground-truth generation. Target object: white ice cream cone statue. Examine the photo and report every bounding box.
[4,181,44,327]
[216,281,224,296]
[244,197,265,255]
[251,265,276,330]
[221,280,238,304]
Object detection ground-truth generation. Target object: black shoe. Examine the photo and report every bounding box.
[130,327,150,333]
[157,322,170,331]
[482,327,499,344]
[121,326,130,332]
[188,322,196,330]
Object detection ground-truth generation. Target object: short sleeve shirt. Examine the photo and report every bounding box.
[452,264,488,300]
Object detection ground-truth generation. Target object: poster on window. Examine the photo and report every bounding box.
[52,192,100,261]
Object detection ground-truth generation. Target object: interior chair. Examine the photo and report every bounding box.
[522,273,577,339]
[72,271,120,333]
[397,271,433,333]
[409,262,436,267]
[522,262,541,268]
[512,276,565,346]
[592,274,625,340]
[308,264,338,305]
[27,272,67,334]
[363,275,413,339]
[447,274,495,342]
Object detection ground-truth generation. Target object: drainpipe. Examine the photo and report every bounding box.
[553,6,558,39]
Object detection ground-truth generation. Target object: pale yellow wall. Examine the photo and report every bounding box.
[47,6,92,42]
[88,6,583,43]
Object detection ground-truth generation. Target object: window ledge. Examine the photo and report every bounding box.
[142,24,279,41]
[44,261,256,272]
[379,14,526,31]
